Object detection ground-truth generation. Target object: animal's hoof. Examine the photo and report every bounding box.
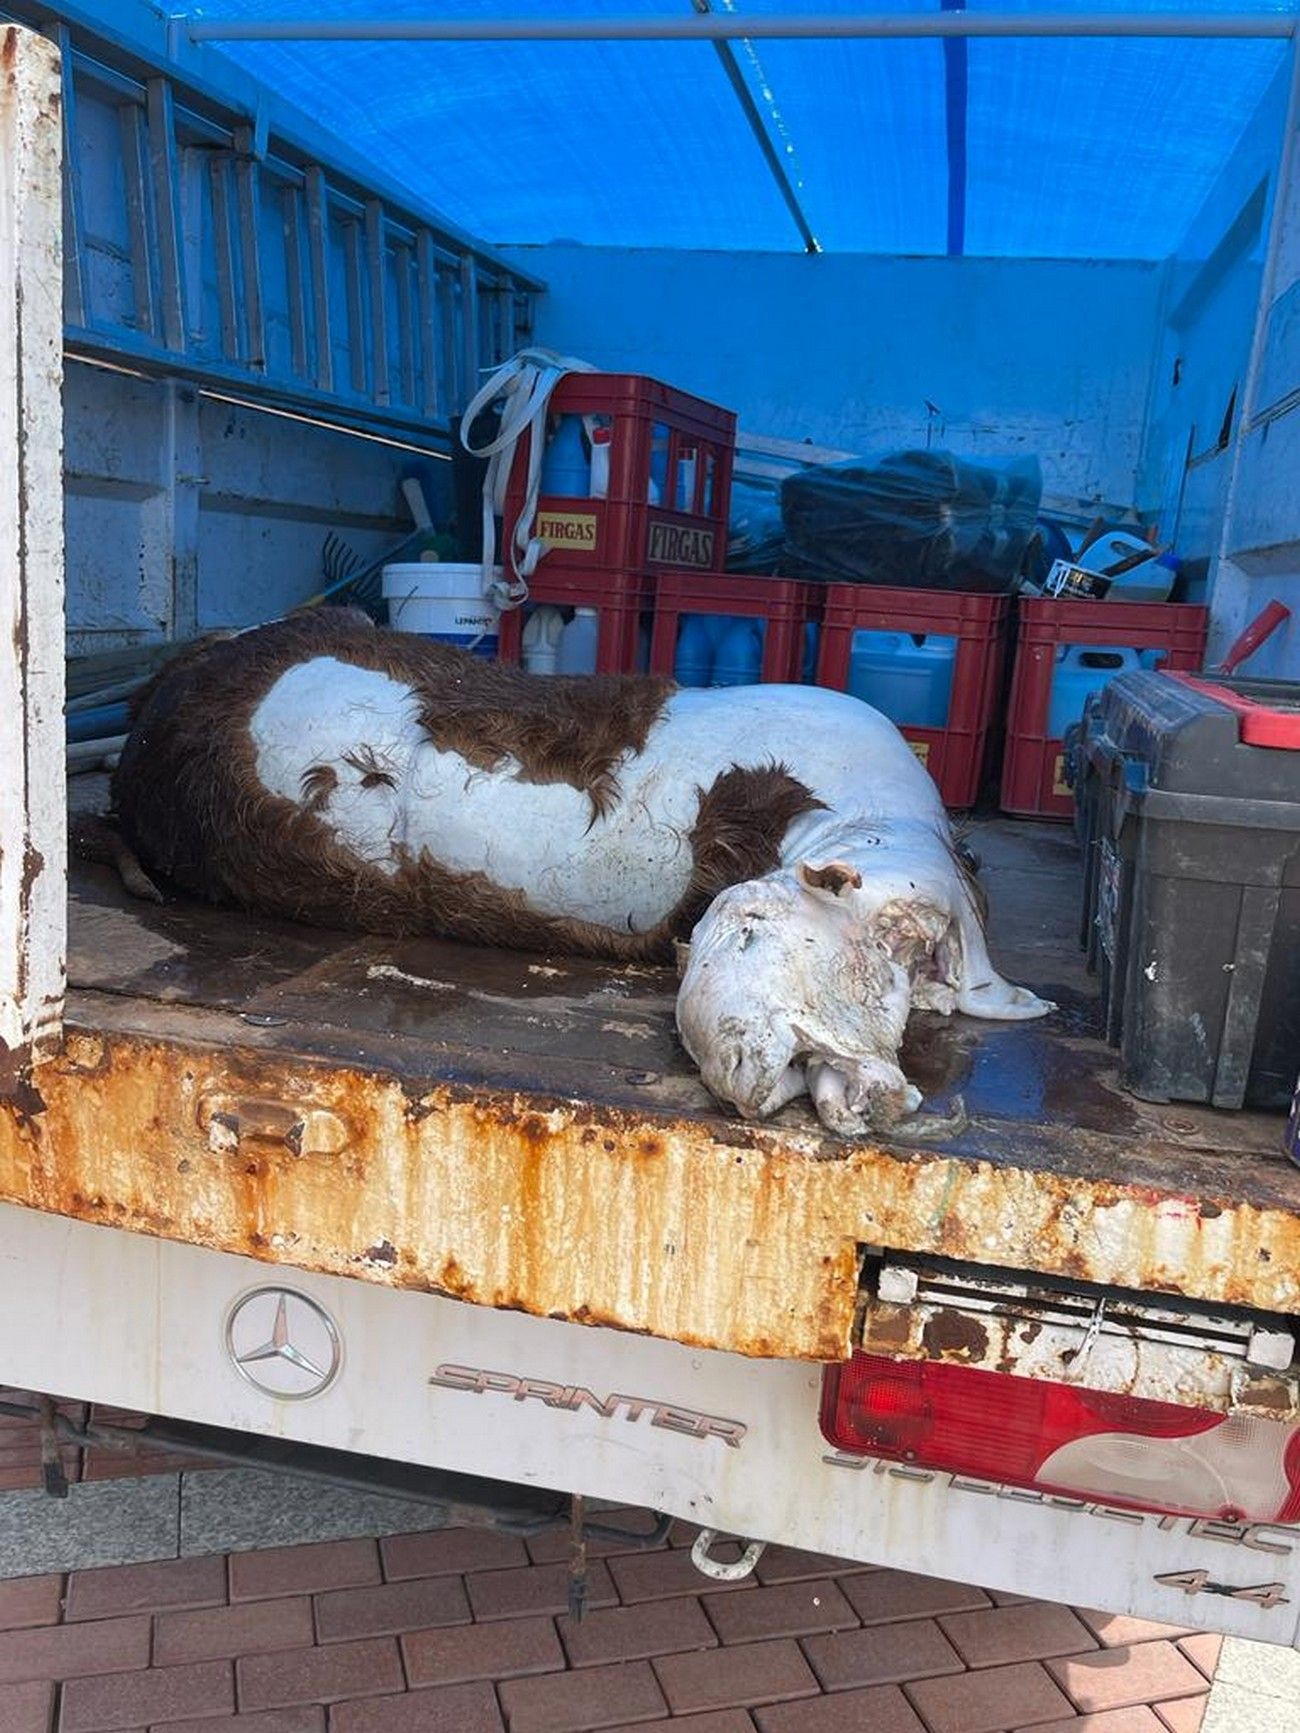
[959,979,1055,1021]
[882,1093,970,1145]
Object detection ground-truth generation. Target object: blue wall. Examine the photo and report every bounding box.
[1138,61,1289,615]
[507,245,1166,505]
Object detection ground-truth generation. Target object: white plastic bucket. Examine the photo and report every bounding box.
[382,563,500,657]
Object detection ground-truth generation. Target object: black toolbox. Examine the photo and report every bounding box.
[1073,669,1300,1110]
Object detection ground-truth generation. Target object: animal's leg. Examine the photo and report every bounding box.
[807,1058,922,1136]
[70,816,163,904]
[954,898,1053,1020]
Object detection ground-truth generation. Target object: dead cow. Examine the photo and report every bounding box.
[100,609,1050,1135]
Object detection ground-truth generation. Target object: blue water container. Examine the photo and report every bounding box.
[541,415,590,497]
[713,617,764,686]
[649,422,670,505]
[849,631,955,727]
[674,614,717,686]
[802,621,819,683]
[1047,646,1142,738]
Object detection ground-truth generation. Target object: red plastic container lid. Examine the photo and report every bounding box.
[1168,672,1300,749]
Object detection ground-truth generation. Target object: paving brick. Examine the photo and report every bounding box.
[653,1639,818,1715]
[1046,1644,1209,1716]
[314,1575,469,1642]
[0,1618,151,1685]
[236,1639,402,1711]
[803,1617,963,1691]
[1074,1610,1198,1648]
[0,1681,53,1733]
[754,1548,861,1586]
[229,1543,379,1605]
[66,1557,226,1623]
[466,1558,616,1622]
[754,1684,926,1733]
[905,1660,1075,1733]
[1154,1700,1207,1733]
[840,1570,990,1627]
[403,1616,563,1687]
[331,1682,503,1733]
[60,1659,234,1731]
[0,1579,62,1632]
[379,1529,527,1582]
[154,1597,315,1667]
[607,1549,754,1605]
[1017,1711,1169,1733]
[704,1581,857,1646]
[938,1601,1098,1668]
[499,1659,666,1733]
[156,1715,324,1733]
[559,1596,716,1667]
[1175,1632,1222,1680]
[599,1717,752,1733]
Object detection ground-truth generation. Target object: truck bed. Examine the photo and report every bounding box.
[7,812,1297,1360]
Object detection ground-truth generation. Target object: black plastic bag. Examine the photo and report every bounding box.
[779,449,1042,592]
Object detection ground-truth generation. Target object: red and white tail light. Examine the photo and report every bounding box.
[821,1352,1300,1523]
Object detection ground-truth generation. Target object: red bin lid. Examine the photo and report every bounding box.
[1167,672,1300,749]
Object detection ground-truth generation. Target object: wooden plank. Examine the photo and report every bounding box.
[282,184,309,379]
[304,166,333,392]
[459,253,479,411]
[0,26,67,1079]
[146,78,185,351]
[393,240,415,407]
[54,25,87,327]
[415,228,439,418]
[208,154,240,360]
[117,99,157,338]
[343,214,366,394]
[364,198,388,405]
[233,125,264,371]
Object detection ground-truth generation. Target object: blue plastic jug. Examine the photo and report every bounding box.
[674,614,717,687]
[1047,645,1142,738]
[649,422,670,506]
[849,631,955,727]
[802,621,819,683]
[541,415,590,497]
[713,617,764,686]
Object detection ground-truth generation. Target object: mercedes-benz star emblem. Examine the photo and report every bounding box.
[225,1287,342,1400]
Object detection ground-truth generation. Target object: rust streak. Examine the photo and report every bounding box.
[2,1023,1300,1362]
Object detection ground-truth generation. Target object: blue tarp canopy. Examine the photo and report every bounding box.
[190,1,1297,258]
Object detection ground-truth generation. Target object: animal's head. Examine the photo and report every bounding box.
[675,861,923,1135]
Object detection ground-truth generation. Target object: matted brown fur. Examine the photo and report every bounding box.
[109,610,823,962]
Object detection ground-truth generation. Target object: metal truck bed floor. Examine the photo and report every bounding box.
[13,818,1299,1360]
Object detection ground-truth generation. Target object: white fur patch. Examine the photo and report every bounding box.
[248,666,967,939]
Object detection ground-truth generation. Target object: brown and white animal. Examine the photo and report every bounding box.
[100,609,1050,1136]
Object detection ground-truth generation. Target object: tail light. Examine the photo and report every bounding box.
[821,1352,1300,1523]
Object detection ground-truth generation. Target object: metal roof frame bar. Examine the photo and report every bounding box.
[692,0,819,255]
[186,13,1299,46]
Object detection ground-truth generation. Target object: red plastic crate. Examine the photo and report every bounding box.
[501,373,736,584]
[648,571,820,684]
[496,567,649,675]
[1001,596,1210,820]
[815,584,1009,809]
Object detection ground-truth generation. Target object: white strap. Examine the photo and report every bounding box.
[459,347,596,613]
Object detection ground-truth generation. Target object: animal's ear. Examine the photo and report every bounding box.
[673,938,692,978]
[797,860,863,899]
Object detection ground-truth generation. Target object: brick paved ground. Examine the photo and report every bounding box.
[0,1515,1221,1733]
